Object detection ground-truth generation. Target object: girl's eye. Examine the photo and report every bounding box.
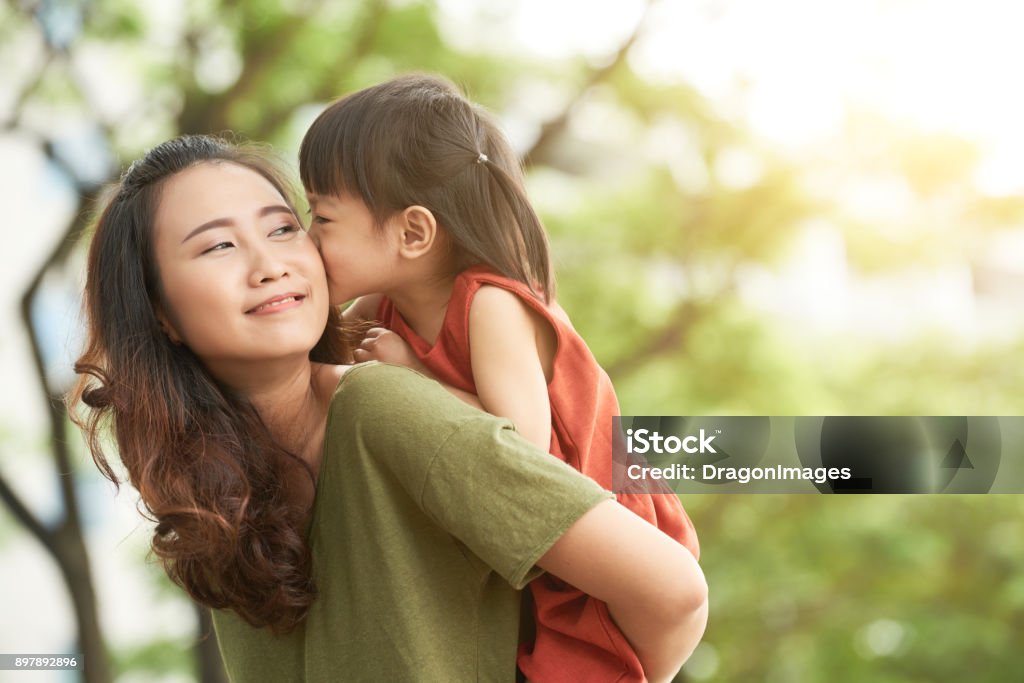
[311,215,330,225]
[270,225,299,237]
[201,241,234,255]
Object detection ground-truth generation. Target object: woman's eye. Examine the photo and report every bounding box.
[270,225,299,237]
[201,241,234,254]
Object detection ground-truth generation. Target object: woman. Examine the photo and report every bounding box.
[69,135,708,682]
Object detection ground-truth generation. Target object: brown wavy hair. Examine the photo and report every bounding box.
[68,135,349,634]
[300,72,555,301]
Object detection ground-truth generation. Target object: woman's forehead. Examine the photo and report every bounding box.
[155,162,288,240]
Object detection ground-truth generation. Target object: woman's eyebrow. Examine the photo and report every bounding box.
[181,204,294,243]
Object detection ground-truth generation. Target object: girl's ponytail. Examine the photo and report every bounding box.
[475,149,554,301]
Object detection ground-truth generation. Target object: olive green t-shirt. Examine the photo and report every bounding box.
[212,362,613,682]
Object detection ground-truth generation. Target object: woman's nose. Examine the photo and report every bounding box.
[248,246,289,285]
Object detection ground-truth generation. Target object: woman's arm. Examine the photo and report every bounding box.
[468,285,553,450]
[341,363,707,682]
[537,499,709,683]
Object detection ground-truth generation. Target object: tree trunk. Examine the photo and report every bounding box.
[196,606,229,683]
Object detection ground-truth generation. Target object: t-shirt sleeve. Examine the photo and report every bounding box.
[335,362,613,588]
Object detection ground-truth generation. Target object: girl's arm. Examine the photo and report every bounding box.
[468,285,553,450]
[538,499,709,683]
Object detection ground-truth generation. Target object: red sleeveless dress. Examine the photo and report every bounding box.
[376,265,700,683]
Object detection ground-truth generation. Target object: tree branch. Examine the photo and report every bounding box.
[18,187,90,531]
[1,50,59,130]
[206,0,333,134]
[523,0,659,168]
[604,300,705,381]
[0,464,55,552]
[16,144,111,682]
[247,0,388,141]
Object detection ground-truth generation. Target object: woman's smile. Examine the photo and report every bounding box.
[246,292,307,315]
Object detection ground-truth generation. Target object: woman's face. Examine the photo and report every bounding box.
[152,161,329,380]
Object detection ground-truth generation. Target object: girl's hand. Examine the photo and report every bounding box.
[353,327,422,371]
[354,327,483,409]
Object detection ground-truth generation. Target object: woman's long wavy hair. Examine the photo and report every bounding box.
[68,135,349,635]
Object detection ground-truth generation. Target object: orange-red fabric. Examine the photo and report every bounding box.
[376,265,700,683]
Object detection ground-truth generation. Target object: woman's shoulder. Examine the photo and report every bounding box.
[316,361,489,469]
[316,361,451,414]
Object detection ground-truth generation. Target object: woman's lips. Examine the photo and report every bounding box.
[246,294,305,315]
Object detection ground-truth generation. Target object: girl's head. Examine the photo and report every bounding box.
[71,134,345,634]
[299,72,554,302]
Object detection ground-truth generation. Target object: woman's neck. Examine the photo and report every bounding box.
[219,357,331,468]
[387,272,456,346]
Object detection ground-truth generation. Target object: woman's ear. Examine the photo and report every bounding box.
[394,205,438,260]
[155,307,184,346]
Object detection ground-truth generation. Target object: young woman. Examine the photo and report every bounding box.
[69,135,708,682]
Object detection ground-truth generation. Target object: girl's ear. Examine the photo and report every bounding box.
[394,205,438,259]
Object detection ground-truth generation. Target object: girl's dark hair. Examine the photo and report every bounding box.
[299,72,555,301]
[68,134,349,635]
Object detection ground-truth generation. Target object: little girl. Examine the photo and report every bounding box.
[300,73,701,683]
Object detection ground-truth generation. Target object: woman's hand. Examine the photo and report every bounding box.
[353,328,423,370]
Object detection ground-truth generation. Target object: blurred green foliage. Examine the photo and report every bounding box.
[6,0,1023,680]
[684,494,1024,682]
